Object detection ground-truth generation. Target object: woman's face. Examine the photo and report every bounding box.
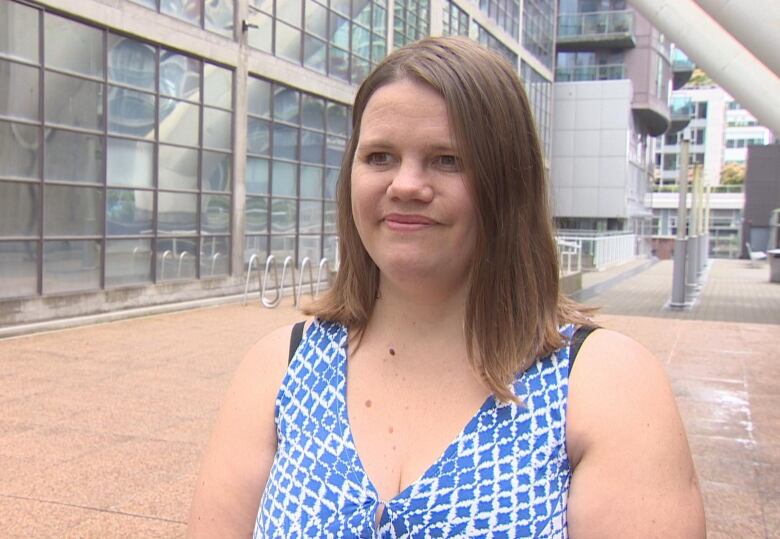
[350,79,478,290]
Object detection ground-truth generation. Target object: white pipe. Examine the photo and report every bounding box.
[628,0,780,135]
[693,0,780,77]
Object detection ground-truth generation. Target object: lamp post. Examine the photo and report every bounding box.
[670,138,690,308]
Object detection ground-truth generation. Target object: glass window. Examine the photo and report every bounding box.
[329,46,350,81]
[44,72,103,130]
[331,0,350,16]
[324,201,337,232]
[272,161,297,197]
[301,129,324,163]
[0,59,39,122]
[325,168,339,199]
[372,5,386,36]
[203,108,232,150]
[351,56,369,84]
[44,13,104,78]
[244,234,268,265]
[44,185,103,236]
[271,198,297,234]
[353,0,371,27]
[306,1,328,39]
[156,237,197,280]
[106,189,154,235]
[43,240,101,294]
[0,241,38,298]
[298,235,321,264]
[273,124,298,160]
[0,120,39,179]
[157,192,197,235]
[201,236,229,276]
[245,196,269,233]
[105,238,153,287]
[326,135,345,166]
[327,102,348,135]
[202,194,230,234]
[246,157,269,194]
[302,95,325,130]
[159,145,198,190]
[270,234,295,261]
[0,1,39,64]
[273,86,300,124]
[205,0,234,37]
[247,11,273,53]
[159,51,201,101]
[203,151,232,192]
[108,86,156,139]
[204,64,232,108]
[329,12,350,48]
[324,234,338,264]
[160,0,202,27]
[352,25,370,59]
[247,77,271,118]
[278,0,303,27]
[298,200,322,233]
[107,138,154,188]
[247,117,271,156]
[300,165,323,198]
[45,129,103,184]
[304,35,327,74]
[275,22,302,64]
[0,181,39,237]
[108,34,155,91]
[159,98,200,147]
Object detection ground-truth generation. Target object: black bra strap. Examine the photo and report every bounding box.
[288,321,306,365]
[569,326,598,375]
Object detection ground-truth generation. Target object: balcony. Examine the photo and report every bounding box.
[556,10,636,52]
[672,48,695,90]
[555,63,625,82]
[668,96,694,134]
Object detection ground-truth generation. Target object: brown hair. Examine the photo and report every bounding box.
[305,36,593,402]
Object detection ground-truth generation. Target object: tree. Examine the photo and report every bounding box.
[685,68,714,88]
[720,162,746,185]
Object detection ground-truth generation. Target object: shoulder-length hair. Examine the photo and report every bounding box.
[305,36,592,402]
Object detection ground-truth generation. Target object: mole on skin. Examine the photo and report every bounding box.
[365,399,372,408]
[389,348,396,356]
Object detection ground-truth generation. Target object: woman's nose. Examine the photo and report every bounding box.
[386,161,434,202]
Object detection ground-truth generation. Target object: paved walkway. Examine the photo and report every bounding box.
[0,259,779,537]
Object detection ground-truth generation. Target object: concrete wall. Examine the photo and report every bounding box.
[744,144,780,251]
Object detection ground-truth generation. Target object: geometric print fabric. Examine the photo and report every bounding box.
[255,320,574,538]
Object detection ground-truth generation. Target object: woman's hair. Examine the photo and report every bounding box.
[305,36,593,402]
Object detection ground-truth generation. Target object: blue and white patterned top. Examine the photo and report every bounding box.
[254,319,575,538]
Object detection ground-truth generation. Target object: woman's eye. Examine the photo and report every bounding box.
[435,155,462,171]
[366,152,393,166]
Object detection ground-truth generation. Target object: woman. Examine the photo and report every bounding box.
[188,37,705,537]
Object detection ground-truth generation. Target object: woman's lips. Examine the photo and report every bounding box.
[383,213,437,231]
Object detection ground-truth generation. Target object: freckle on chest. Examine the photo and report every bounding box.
[365,399,372,408]
[389,348,396,356]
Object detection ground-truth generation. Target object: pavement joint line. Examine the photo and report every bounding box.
[572,258,659,302]
[0,493,186,525]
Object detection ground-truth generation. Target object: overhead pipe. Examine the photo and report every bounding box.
[628,0,780,135]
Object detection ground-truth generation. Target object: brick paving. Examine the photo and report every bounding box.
[0,258,778,537]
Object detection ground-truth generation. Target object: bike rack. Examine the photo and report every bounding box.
[177,251,191,277]
[210,252,221,275]
[295,257,316,306]
[242,254,262,306]
[315,257,330,297]
[160,250,173,280]
[260,255,281,308]
[244,254,333,308]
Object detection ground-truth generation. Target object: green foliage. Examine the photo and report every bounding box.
[720,162,746,185]
[685,68,714,88]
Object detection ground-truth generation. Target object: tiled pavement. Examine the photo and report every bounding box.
[1,258,779,537]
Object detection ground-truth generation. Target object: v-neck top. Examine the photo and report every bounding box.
[254,320,575,538]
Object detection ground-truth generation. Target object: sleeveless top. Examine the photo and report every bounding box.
[254,320,576,538]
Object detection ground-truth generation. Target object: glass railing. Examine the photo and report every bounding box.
[652,184,744,193]
[557,10,634,39]
[671,48,694,71]
[555,63,625,82]
[670,96,694,119]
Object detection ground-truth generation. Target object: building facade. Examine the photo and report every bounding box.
[0,0,557,325]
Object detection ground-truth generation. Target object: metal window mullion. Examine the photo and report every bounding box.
[152,44,160,283]
[100,28,108,291]
[37,6,44,296]
[197,61,205,280]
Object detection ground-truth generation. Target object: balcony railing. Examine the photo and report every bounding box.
[557,10,635,50]
[555,63,625,82]
[670,97,694,119]
[671,48,694,72]
[652,184,744,193]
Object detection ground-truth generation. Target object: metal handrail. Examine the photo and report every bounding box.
[315,257,331,297]
[295,257,316,306]
[261,255,281,308]
[243,254,262,306]
[160,250,173,280]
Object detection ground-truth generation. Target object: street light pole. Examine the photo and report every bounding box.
[670,138,690,308]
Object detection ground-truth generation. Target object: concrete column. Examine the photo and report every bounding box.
[231,0,250,279]
[671,139,690,307]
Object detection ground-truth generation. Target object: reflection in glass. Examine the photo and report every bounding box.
[0,1,39,64]
[306,1,327,39]
[201,236,229,276]
[275,23,302,64]
[108,34,156,91]
[271,198,296,234]
[298,200,322,233]
[203,151,232,192]
[247,77,271,118]
[160,0,202,27]
[351,56,370,85]
[273,86,300,124]
[44,13,104,78]
[329,12,350,48]
[325,167,339,199]
[107,138,154,188]
[205,0,234,37]
[203,108,232,150]
[159,50,201,101]
[354,0,371,26]
[326,135,346,167]
[324,201,337,233]
[156,237,197,280]
[245,196,268,233]
[159,98,200,147]
[0,121,39,179]
[298,235,321,265]
[106,189,154,235]
[273,124,298,160]
[277,0,302,27]
[324,234,338,264]
[300,166,323,198]
[352,24,371,59]
[246,158,269,194]
[272,161,297,197]
[372,32,386,62]
[45,72,102,130]
[0,60,39,121]
[108,86,156,138]
[159,144,198,190]
[0,241,37,299]
[301,95,325,131]
[247,117,270,156]
[331,0,350,16]
[106,238,153,287]
[301,130,324,163]
[0,181,39,237]
[43,240,101,294]
[247,12,273,53]
[204,64,232,108]
[44,185,103,237]
[244,235,268,266]
[304,35,327,74]
[329,45,349,81]
[201,194,230,234]
[158,192,197,235]
[372,5,386,36]
[327,102,349,135]
[44,129,102,184]
[270,234,295,262]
